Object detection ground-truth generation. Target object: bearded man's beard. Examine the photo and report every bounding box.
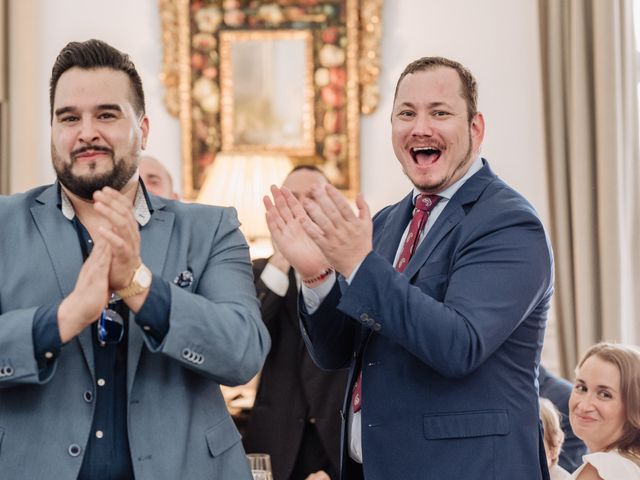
[52,144,138,200]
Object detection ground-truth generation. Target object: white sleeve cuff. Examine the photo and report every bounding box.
[260,263,290,297]
[301,272,336,314]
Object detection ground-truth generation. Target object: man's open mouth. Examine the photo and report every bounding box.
[410,146,442,166]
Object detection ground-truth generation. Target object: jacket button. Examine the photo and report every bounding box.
[83,391,93,402]
[309,417,317,424]
[68,444,82,457]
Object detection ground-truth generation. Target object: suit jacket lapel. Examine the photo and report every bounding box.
[30,185,96,374]
[403,161,497,279]
[127,198,175,394]
[376,192,414,264]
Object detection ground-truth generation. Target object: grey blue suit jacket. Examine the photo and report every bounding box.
[0,184,270,479]
[301,161,554,480]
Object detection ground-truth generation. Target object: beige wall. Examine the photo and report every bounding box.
[8,0,180,193]
[8,0,548,221]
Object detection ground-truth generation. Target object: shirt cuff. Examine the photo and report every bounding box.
[261,262,290,297]
[301,272,336,314]
[134,275,171,343]
[346,258,365,284]
[33,302,63,369]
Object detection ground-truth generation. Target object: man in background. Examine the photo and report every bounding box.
[0,39,268,480]
[139,155,178,199]
[265,57,554,479]
[244,165,347,480]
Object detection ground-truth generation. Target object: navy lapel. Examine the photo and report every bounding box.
[127,197,175,394]
[402,161,497,279]
[30,184,95,374]
[375,192,414,264]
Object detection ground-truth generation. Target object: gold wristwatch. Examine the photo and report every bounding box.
[116,263,152,299]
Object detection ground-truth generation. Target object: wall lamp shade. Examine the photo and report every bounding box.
[196,152,293,242]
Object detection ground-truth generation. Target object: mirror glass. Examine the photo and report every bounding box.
[220,30,314,155]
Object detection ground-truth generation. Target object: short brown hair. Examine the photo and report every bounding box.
[392,56,478,122]
[49,39,145,122]
[577,342,640,458]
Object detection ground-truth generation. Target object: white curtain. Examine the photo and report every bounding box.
[539,0,640,376]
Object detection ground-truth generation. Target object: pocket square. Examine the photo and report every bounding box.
[173,270,194,288]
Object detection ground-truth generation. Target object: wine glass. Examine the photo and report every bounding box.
[247,453,272,478]
[251,470,273,480]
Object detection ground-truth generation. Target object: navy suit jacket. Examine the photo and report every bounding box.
[301,161,554,480]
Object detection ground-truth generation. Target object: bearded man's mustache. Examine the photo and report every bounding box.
[71,145,114,160]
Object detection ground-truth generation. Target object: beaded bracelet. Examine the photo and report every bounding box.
[302,267,335,286]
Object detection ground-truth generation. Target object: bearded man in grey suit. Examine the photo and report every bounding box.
[0,39,269,480]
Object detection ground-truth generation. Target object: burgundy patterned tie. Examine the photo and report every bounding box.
[395,194,441,272]
[352,193,441,413]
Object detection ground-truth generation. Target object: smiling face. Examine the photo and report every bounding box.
[569,355,627,452]
[51,67,149,200]
[391,66,484,194]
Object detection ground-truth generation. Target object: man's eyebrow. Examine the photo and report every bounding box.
[54,104,123,117]
[97,104,123,112]
[395,101,416,109]
[54,106,75,117]
[394,101,453,109]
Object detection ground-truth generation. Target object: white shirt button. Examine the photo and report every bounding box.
[143,325,151,331]
[44,352,54,359]
[97,378,106,387]
[96,430,104,439]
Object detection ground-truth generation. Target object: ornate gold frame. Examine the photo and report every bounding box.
[159,0,383,199]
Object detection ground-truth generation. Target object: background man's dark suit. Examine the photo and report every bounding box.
[244,258,348,480]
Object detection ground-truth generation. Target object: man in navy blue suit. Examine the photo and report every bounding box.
[264,57,554,479]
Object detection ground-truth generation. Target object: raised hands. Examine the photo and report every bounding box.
[300,184,372,278]
[264,183,373,280]
[93,186,142,291]
[57,238,112,343]
[264,185,329,279]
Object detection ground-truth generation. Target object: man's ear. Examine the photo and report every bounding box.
[140,115,150,150]
[470,112,485,154]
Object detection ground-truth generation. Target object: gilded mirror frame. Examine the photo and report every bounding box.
[159,0,382,199]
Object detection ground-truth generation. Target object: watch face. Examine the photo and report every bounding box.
[137,266,152,288]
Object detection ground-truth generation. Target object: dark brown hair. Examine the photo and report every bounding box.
[49,39,145,121]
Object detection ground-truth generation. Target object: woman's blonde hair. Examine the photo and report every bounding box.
[540,397,564,468]
[577,342,640,460]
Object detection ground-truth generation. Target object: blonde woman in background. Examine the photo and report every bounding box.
[540,397,571,479]
[569,343,640,479]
